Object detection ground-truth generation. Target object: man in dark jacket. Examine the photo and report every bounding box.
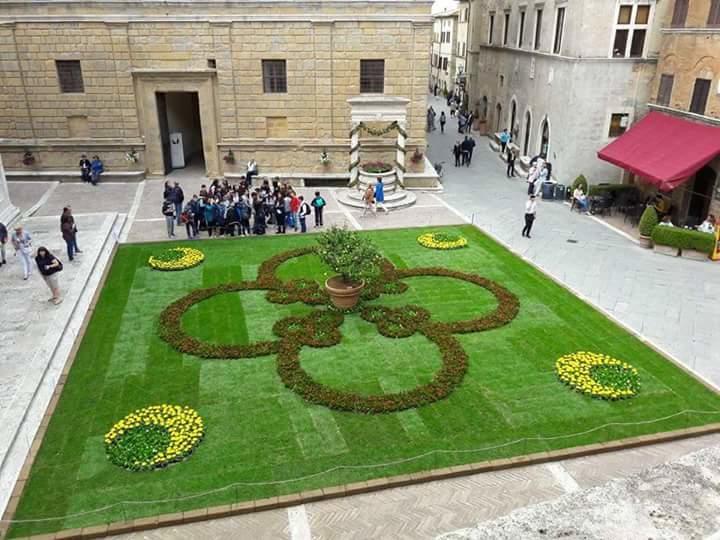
[171,182,185,225]
[463,135,476,166]
[60,206,81,261]
[79,155,91,183]
[0,221,7,266]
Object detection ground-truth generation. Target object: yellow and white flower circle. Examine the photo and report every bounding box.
[417,233,468,250]
[104,404,205,471]
[556,351,640,400]
[148,247,205,271]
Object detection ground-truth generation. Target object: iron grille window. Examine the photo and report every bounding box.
[262,60,287,93]
[671,0,689,27]
[55,60,84,93]
[360,59,384,93]
[689,78,711,115]
[656,74,674,106]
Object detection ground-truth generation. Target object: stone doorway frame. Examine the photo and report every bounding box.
[132,70,220,178]
[347,96,410,187]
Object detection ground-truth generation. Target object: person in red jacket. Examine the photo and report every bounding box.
[290,191,301,232]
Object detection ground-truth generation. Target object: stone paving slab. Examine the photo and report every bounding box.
[31,182,138,217]
[6,182,56,215]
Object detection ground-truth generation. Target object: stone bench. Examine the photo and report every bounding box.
[6,169,145,182]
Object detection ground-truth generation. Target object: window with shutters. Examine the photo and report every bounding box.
[262,60,287,93]
[612,3,650,58]
[360,59,384,93]
[671,0,689,27]
[708,0,720,26]
[689,78,711,115]
[488,13,495,44]
[518,10,526,47]
[608,113,630,137]
[553,7,565,54]
[656,74,674,106]
[533,9,543,50]
[55,60,84,93]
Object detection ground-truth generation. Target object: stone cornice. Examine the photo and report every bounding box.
[476,43,658,64]
[647,104,720,127]
[0,14,435,24]
[131,69,217,78]
[661,27,720,34]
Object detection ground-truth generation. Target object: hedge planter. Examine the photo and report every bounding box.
[681,249,710,262]
[653,244,679,257]
[325,276,365,309]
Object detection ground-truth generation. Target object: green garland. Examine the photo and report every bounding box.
[350,121,407,139]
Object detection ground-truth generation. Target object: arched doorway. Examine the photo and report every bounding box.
[523,111,532,156]
[510,100,517,140]
[496,103,502,132]
[686,166,716,226]
[481,96,488,120]
[539,117,550,157]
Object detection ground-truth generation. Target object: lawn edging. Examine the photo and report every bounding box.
[8,421,720,540]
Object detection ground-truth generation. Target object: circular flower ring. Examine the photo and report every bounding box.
[149,247,204,271]
[556,351,640,400]
[417,232,468,250]
[104,404,204,471]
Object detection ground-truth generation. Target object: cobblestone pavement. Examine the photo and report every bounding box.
[3,104,720,539]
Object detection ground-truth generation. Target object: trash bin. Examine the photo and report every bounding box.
[541,182,555,200]
[554,184,567,201]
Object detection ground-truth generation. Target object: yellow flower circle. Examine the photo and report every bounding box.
[104,404,204,471]
[556,351,640,400]
[148,247,204,271]
[417,232,468,250]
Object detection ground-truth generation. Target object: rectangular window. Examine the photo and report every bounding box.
[613,30,629,57]
[55,60,84,93]
[709,0,720,26]
[617,5,633,24]
[518,10,526,47]
[489,13,495,44]
[443,57,448,71]
[608,113,629,137]
[534,9,543,50]
[503,12,510,45]
[671,0,689,27]
[612,4,649,58]
[629,29,646,57]
[656,73,674,106]
[553,7,565,54]
[635,5,650,24]
[689,78,711,115]
[360,59,384,93]
[262,60,287,93]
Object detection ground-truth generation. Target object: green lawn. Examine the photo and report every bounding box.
[10,225,720,537]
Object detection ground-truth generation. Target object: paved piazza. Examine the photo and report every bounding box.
[1,97,719,539]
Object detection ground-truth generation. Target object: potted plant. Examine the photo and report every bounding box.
[360,161,394,175]
[22,151,36,166]
[316,227,383,309]
[320,150,330,166]
[223,149,235,164]
[638,205,658,248]
[410,148,424,164]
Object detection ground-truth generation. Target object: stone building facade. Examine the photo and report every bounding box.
[430,9,459,96]
[0,0,432,181]
[647,0,720,221]
[465,0,665,184]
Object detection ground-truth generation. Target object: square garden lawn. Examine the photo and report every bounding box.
[10,225,720,537]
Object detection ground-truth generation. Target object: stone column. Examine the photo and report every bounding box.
[395,123,406,187]
[349,123,360,187]
[0,154,20,226]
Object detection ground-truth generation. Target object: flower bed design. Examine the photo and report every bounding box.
[104,405,204,471]
[148,247,204,271]
[417,232,468,250]
[158,246,519,413]
[556,351,640,400]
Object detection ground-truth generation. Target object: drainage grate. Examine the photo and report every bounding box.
[567,239,578,243]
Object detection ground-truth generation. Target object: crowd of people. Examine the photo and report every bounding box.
[161,178,327,239]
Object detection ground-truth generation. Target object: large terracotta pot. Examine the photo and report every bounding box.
[638,235,652,249]
[325,276,365,309]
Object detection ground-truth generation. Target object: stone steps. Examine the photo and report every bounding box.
[335,189,417,210]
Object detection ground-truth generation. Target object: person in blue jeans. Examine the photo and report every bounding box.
[298,196,311,233]
[90,155,104,185]
[374,177,389,213]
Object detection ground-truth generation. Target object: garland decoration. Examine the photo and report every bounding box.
[349,121,407,139]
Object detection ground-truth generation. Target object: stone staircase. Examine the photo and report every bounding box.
[336,169,417,211]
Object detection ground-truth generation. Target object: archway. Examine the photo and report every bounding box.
[510,99,517,140]
[686,166,716,226]
[481,96,488,120]
[496,103,503,132]
[523,110,532,156]
[539,117,550,157]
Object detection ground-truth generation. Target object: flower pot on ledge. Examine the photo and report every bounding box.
[638,234,652,249]
[325,276,365,309]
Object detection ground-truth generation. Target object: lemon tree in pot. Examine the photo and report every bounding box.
[317,226,383,309]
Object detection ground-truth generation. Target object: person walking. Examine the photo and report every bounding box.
[60,207,81,259]
[362,184,375,217]
[506,146,517,177]
[79,154,91,183]
[298,196,311,233]
[35,246,63,305]
[11,224,33,280]
[464,135,476,166]
[0,221,7,267]
[499,129,510,153]
[162,197,175,238]
[90,155,104,185]
[439,111,446,134]
[522,195,537,238]
[452,141,462,167]
[450,101,457,118]
[311,191,326,227]
[374,177,389,213]
[171,182,185,225]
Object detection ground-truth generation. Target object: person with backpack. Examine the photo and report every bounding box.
[311,191,326,227]
[35,246,63,305]
[298,196,312,233]
[162,197,175,238]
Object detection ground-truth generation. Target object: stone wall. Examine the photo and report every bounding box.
[0,0,433,179]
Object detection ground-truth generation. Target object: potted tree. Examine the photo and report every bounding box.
[316,227,383,309]
[638,205,658,248]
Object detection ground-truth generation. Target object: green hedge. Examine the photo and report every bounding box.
[651,226,715,254]
[587,183,639,197]
[638,206,659,237]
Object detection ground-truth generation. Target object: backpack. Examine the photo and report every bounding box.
[313,196,326,208]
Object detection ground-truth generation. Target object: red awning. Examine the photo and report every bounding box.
[597,111,720,191]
